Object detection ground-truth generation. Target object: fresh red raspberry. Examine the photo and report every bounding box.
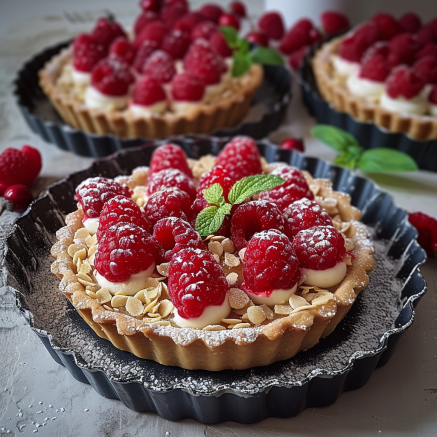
[135,21,167,48]
[197,165,236,201]
[280,137,305,152]
[242,229,300,295]
[258,11,285,41]
[288,46,308,70]
[361,42,389,64]
[161,4,187,28]
[408,212,437,257]
[429,85,437,105]
[279,29,311,55]
[132,40,159,73]
[190,197,232,237]
[0,145,42,187]
[413,57,437,85]
[292,225,346,270]
[292,18,314,35]
[386,66,425,100]
[416,27,437,46]
[209,32,233,57]
[231,200,285,251]
[108,37,136,64]
[371,13,402,40]
[95,222,157,282]
[258,165,314,210]
[97,195,151,239]
[147,168,197,201]
[149,143,193,178]
[74,177,132,219]
[283,198,333,239]
[0,183,7,196]
[140,0,162,12]
[171,71,206,102]
[246,31,269,47]
[174,11,205,32]
[131,76,167,106]
[161,28,191,59]
[320,11,350,36]
[199,3,223,23]
[133,11,159,37]
[90,58,135,96]
[218,13,240,31]
[142,50,176,84]
[144,187,192,228]
[153,217,204,262]
[168,248,229,319]
[191,20,217,41]
[183,38,226,85]
[215,136,262,181]
[3,184,33,211]
[399,12,422,33]
[416,44,437,60]
[309,27,323,43]
[359,54,391,82]
[72,33,107,72]
[90,17,126,49]
[387,33,417,67]
[230,1,246,18]
[338,23,380,62]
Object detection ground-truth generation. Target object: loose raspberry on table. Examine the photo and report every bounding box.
[416,44,437,60]
[242,229,300,295]
[74,177,132,219]
[197,165,236,201]
[292,225,346,271]
[147,168,197,201]
[168,248,229,319]
[3,184,33,211]
[215,136,263,181]
[416,27,436,46]
[144,187,192,229]
[95,222,157,282]
[153,217,204,262]
[283,198,333,239]
[149,143,193,178]
[231,200,285,251]
[230,1,246,18]
[90,58,135,96]
[279,27,311,55]
[190,197,232,237]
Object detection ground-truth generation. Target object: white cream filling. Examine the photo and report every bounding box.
[173,296,231,329]
[302,261,347,288]
[171,101,202,115]
[72,67,91,86]
[245,283,298,306]
[430,104,437,117]
[95,263,156,295]
[85,86,129,110]
[129,101,168,117]
[83,217,99,235]
[347,71,385,101]
[380,92,428,116]
[332,55,359,77]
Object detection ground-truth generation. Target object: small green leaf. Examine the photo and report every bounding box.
[334,152,357,169]
[220,26,238,47]
[228,174,285,205]
[195,206,218,236]
[203,183,223,205]
[232,54,253,77]
[209,203,232,234]
[357,149,418,172]
[235,38,250,56]
[312,125,360,152]
[250,47,284,66]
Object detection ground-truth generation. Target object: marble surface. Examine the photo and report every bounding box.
[1,1,437,436]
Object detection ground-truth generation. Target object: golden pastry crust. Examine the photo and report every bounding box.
[312,37,437,141]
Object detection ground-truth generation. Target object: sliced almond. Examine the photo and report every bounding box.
[144,277,160,288]
[145,286,159,301]
[309,184,320,196]
[344,238,355,252]
[143,297,159,314]
[345,254,353,266]
[202,325,226,331]
[86,290,97,299]
[126,296,144,317]
[74,228,90,240]
[260,304,274,320]
[160,282,170,300]
[340,222,351,234]
[153,320,170,326]
[232,323,251,329]
[157,263,169,277]
[211,235,226,242]
[289,294,309,309]
[226,272,239,286]
[238,248,247,262]
[213,254,221,264]
[158,299,174,318]
[274,304,293,315]
[85,284,99,293]
[208,241,223,257]
[134,289,147,303]
[68,243,85,259]
[79,261,91,275]
[221,238,234,253]
[114,288,140,297]
[96,287,112,304]
[247,306,266,325]
[147,313,161,319]
[224,253,240,268]
[111,295,129,308]
[103,304,113,311]
[312,292,334,306]
[229,288,250,309]
[150,302,160,314]
[222,318,242,325]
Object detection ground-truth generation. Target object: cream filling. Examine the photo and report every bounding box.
[302,261,347,288]
[85,86,129,110]
[95,263,156,295]
[347,71,385,101]
[332,55,359,77]
[171,101,202,115]
[173,296,231,329]
[430,103,437,117]
[83,217,99,235]
[129,101,168,117]
[245,283,298,306]
[72,67,91,86]
[380,92,428,115]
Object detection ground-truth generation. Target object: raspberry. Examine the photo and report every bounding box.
[359,54,391,82]
[133,11,159,37]
[161,29,191,59]
[144,187,192,228]
[147,168,197,201]
[168,248,229,319]
[190,197,232,237]
[258,11,285,41]
[218,13,240,31]
[140,0,162,11]
[90,17,126,49]
[132,39,159,73]
[97,195,151,240]
[429,85,437,105]
[242,229,300,295]
[161,2,188,27]
[408,212,437,257]
[90,58,135,96]
[95,222,157,282]
[215,136,262,181]
[338,23,380,62]
[197,165,236,201]
[246,31,269,47]
[153,217,204,262]
[0,145,42,187]
[171,71,206,102]
[135,21,167,48]
[371,13,402,40]
[191,20,217,41]
[74,177,131,219]
[3,184,33,211]
[387,33,417,67]
[258,165,314,210]
[320,11,350,36]
[199,3,223,23]
[72,33,106,72]
[231,200,285,251]
[209,32,233,57]
[149,143,193,178]
[386,66,425,100]
[413,57,437,85]
[416,44,437,60]
[416,27,437,45]
[230,2,246,18]
[280,137,305,152]
[288,46,308,70]
[174,11,205,32]
[131,76,167,106]
[399,12,422,33]
[283,198,333,239]
[142,50,176,84]
[279,29,310,55]
[292,225,346,270]
[108,37,136,64]
[361,42,389,64]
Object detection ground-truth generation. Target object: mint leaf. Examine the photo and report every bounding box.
[228,174,285,205]
[250,47,284,65]
[232,54,253,77]
[357,149,418,172]
[334,152,357,169]
[312,125,360,152]
[203,183,223,205]
[220,26,238,47]
[195,206,218,236]
[235,38,250,56]
[209,203,232,233]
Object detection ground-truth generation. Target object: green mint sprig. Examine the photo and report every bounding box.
[311,125,418,172]
[195,174,284,236]
[220,26,284,77]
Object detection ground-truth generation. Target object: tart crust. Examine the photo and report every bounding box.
[50,164,375,371]
[312,37,437,141]
[39,48,264,139]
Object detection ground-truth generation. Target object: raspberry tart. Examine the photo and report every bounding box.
[51,137,374,370]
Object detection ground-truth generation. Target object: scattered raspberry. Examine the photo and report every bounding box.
[288,46,308,70]
[161,2,188,28]
[168,248,229,319]
[199,3,223,23]
[135,21,167,48]
[74,177,131,219]
[174,11,205,32]
[320,10,350,36]
[258,11,285,41]
[338,23,380,62]
[147,168,197,201]
[416,44,437,60]
[142,50,176,84]
[133,11,159,37]
[279,25,311,55]
[280,137,305,152]
[0,145,42,187]
[149,143,193,178]
[388,33,417,67]
[386,66,425,99]
[292,18,314,35]
[230,2,246,18]
[371,13,402,40]
[144,187,192,228]
[245,31,269,47]
[90,58,135,96]
[283,198,333,239]
[190,196,232,237]
[109,37,136,64]
[242,229,300,295]
[209,31,233,57]
[3,184,33,211]
[429,85,437,105]
[413,57,437,85]
[359,54,391,82]
[399,12,422,33]
[416,26,437,46]
[132,39,159,73]
[198,165,236,201]
[91,17,126,49]
[131,76,167,106]
[218,13,240,31]
[215,136,262,181]
[292,225,346,270]
[161,28,191,59]
[153,217,204,262]
[140,0,162,12]
[72,33,106,72]
[231,200,285,251]
[408,212,437,257]
[191,20,217,41]
[171,71,206,102]
[95,222,157,282]
[258,165,314,210]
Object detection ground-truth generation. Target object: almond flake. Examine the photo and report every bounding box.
[143,297,159,314]
[134,290,147,303]
[147,313,161,319]
[111,295,129,308]
[202,325,226,331]
[157,263,169,277]
[312,292,334,306]
[96,287,111,304]
[222,318,242,325]
[145,286,159,301]
[68,243,85,258]
[313,286,329,292]
[213,254,221,263]
[232,323,251,329]
[345,254,352,266]
[144,277,160,288]
[221,238,234,253]
[260,304,274,320]
[126,297,144,317]
[247,306,266,325]
[238,248,247,262]
[289,294,308,309]
[340,222,351,234]
[114,288,139,297]
[77,278,95,288]
[211,235,226,242]
[89,253,96,266]
[344,238,355,252]
[208,241,223,257]
[241,313,249,322]
[310,184,320,196]
[304,293,316,302]
[102,304,113,312]
[85,234,97,248]
[158,299,174,318]
[229,288,249,309]
[86,290,97,299]
[74,228,90,240]
[85,284,99,293]
[79,261,91,274]
[274,304,293,315]
[160,282,170,299]
[77,271,93,283]
[224,253,240,268]
[226,272,239,286]
[153,320,170,326]
[150,302,160,314]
